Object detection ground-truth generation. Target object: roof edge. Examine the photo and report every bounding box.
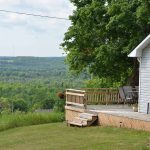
[128,34,150,57]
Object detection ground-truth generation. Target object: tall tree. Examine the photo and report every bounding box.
[62,0,150,85]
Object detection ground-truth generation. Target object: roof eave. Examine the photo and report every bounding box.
[128,34,150,58]
[128,48,142,58]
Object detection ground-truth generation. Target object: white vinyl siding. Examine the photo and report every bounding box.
[140,44,150,113]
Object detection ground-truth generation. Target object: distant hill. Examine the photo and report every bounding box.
[0,56,65,82]
[0,56,89,87]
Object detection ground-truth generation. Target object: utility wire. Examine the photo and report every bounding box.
[0,9,69,20]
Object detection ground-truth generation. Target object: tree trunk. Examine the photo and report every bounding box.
[128,58,139,86]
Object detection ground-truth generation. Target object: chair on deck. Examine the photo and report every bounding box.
[135,86,139,92]
[119,86,138,104]
[133,86,139,102]
[118,87,126,103]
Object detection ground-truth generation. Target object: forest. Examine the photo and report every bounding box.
[0,56,90,113]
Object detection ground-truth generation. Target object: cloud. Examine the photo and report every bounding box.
[0,0,20,7]
[7,13,28,23]
[0,0,73,31]
[24,0,74,18]
[0,0,74,57]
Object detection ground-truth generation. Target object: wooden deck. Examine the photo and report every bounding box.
[65,89,150,131]
[87,105,150,122]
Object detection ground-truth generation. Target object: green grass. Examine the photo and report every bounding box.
[0,123,150,150]
[0,112,64,132]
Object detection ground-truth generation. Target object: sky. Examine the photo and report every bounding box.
[0,0,74,57]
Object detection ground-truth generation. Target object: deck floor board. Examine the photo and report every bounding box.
[87,105,150,122]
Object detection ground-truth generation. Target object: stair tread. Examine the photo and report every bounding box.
[73,117,88,125]
[68,121,87,126]
[67,112,98,127]
[79,113,97,121]
[74,117,88,121]
[80,113,98,117]
[79,115,92,121]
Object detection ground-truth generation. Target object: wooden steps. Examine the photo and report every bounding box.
[68,113,98,127]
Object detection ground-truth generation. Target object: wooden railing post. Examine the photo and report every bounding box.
[66,89,86,109]
[84,93,87,109]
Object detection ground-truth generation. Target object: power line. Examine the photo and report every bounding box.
[0,9,69,21]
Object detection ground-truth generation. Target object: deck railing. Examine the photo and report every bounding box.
[66,89,87,109]
[66,88,122,108]
[83,88,122,105]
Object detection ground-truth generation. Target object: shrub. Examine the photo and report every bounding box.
[85,77,122,88]
[53,99,65,112]
[1,108,11,115]
[0,97,10,113]
[41,99,55,109]
[13,99,28,112]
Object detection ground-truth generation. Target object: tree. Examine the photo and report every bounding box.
[41,99,55,109]
[0,97,10,112]
[13,99,28,112]
[62,0,150,86]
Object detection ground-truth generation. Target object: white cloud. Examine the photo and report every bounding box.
[0,0,20,7]
[24,0,74,17]
[8,13,27,22]
[25,0,57,6]
[0,0,74,56]
[0,0,74,30]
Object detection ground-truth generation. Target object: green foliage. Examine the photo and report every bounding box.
[0,82,57,112]
[31,103,42,111]
[0,112,64,132]
[86,77,111,88]
[41,98,55,109]
[53,99,65,112]
[13,99,28,112]
[0,56,90,112]
[85,77,123,88]
[0,109,11,115]
[62,0,150,85]
[0,97,10,113]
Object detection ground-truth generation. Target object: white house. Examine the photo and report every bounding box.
[128,34,150,114]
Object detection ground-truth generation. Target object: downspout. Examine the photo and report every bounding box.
[137,57,141,113]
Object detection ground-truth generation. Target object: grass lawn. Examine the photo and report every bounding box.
[0,123,150,150]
